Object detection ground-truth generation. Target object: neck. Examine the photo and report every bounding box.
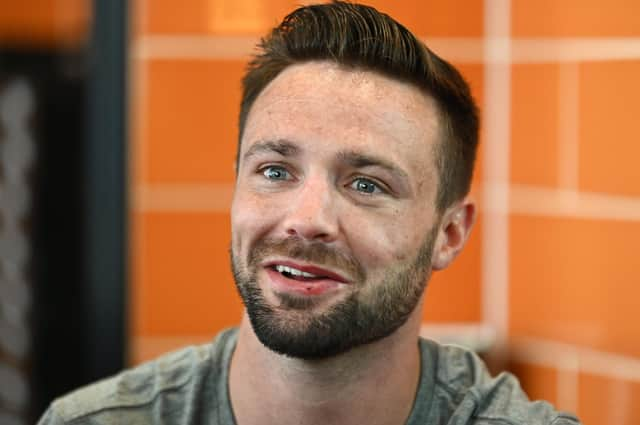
[229,309,423,425]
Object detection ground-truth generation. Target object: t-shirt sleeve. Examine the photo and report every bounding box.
[36,405,66,425]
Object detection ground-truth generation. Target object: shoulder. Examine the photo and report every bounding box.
[39,328,238,424]
[425,340,582,425]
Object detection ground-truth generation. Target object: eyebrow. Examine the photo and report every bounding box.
[242,139,300,161]
[337,150,410,182]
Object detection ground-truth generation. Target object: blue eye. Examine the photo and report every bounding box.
[262,166,290,180]
[351,178,382,194]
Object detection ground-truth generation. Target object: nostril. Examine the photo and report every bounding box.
[285,224,333,242]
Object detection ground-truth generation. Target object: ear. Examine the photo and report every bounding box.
[431,197,476,270]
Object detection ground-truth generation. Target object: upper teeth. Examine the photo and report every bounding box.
[275,265,320,278]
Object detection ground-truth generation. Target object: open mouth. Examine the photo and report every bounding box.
[265,261,349,284]
[273,265,325,281]
[264,261,349,296]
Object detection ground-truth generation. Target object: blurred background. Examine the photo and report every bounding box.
[1,0,639,424]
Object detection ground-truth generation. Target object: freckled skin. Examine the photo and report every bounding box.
[232,62,443,305]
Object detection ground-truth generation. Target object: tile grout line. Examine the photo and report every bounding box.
[510,336,640,383]
[510,184,640,221]
[556,63,580,191]
[510,38,640,63]
[481,0,511,352]
[555,352,580,414]
[134,183,235,212]
[131,35,640,63]
[610,380,632,424]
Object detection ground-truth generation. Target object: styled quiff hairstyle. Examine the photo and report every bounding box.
[239,1,479,212]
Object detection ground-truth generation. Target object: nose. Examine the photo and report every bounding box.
[281,176,339,242]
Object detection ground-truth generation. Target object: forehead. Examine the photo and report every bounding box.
[241,61,440,179]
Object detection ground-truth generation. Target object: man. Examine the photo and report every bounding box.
[40,2,581,424]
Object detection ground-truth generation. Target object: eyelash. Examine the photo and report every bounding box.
[350,177,386,195]
[261,165,291,181]
[257,165,389,196]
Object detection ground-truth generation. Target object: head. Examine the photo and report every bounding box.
[230,2,478,359]
[238,1,479,212]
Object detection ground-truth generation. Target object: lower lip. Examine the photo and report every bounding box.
[265,268,343,296]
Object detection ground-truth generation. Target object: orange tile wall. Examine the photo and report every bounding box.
[0,0,90,47]
[130,1,640,423]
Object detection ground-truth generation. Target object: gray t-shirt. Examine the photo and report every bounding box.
[38,328,581,424]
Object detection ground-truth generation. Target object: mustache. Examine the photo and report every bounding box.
[248,236,366,283]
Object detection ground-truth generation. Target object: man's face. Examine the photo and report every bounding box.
[231,61,443,359]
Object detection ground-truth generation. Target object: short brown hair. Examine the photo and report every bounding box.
[239,1,479,212]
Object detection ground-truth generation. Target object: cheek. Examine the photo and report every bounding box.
[350,209,433,266]
[346,220,409,266]
[231,192,280,253]
[231,193,257,253]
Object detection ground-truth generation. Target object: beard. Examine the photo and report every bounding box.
[231,227,438,360]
